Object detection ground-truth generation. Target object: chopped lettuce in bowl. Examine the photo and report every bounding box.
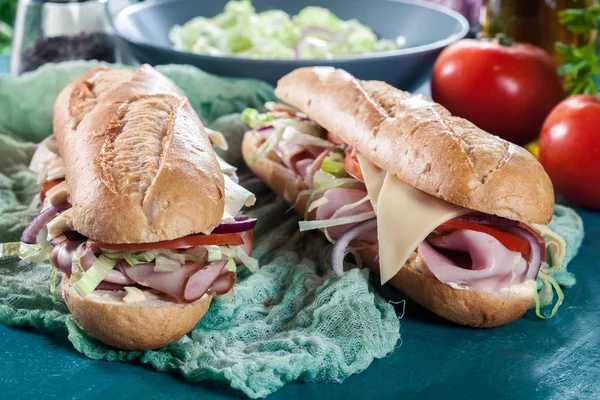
[169,0,405,60]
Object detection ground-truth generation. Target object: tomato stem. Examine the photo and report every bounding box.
[495,33,514,47]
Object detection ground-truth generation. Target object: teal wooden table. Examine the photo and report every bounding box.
[1,57,599,399]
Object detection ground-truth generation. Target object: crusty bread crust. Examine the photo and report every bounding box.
[357,246,532,328]
[53,65,225,243]
[62,277,212,350]
[275,67,554,225]
[242,130,533,327]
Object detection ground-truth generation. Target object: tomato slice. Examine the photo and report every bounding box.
[272,108,298,118]
[327,131,345,145]
[519,223,547,262]
[89,233,244,251]
[435,220,532,259]
[344,153,364,182]
[40,179,63,203]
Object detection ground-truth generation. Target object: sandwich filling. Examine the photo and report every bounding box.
[13,133,257,303]
[244,102,566,317]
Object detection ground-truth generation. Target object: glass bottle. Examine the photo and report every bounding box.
[10,0,116,75]
[482,0,594,59]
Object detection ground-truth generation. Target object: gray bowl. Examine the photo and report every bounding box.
[113,0,468,88]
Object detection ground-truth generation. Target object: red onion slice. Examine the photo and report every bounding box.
[95,281,127,291]
[503,226,543,280]
[21,203,70,244]
[456,213,519,226]
[295,27,340,60]
[212,218,258,234]
[256,125,274,132]
[331,218,377,277]
[51,240,78,275]
[234,215,249,221]
[49,234,67,246]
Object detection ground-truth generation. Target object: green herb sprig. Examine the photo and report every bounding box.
[556,1,600,95]
[0,0,17,54]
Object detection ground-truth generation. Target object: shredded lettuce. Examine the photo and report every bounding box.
[182,246,210,262]
[248,127,282,165]
[241,108,274,128]
[280,126,333,148]
[49,267,61,301]
[320,149,348,177]
[207,245,223,262]
[123,250,159,267]
[234,246,259,273]
[154,255,182,272]
[169,0,403,60]
[19,243,52,263]
[224,257,237,273]
[221,174,257,223]
[307,196,329,213]
[0,242,21,258]
[246,105,328,165]
[322,194,371,243]
[298,211,376,231]
[71,255,117,297]
[221,246,259,273]
[292,170,364,219]
[312,169,362,191]
[532,268,565,319]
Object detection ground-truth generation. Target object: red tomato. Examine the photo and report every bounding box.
[40,179,63,203]
[344,153,364,182]
[435,219,532,259]
[89,233,244,251]
[239,230,254,257]
[539,95,600,209]
[431,39,563,145]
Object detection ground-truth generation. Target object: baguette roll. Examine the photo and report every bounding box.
[242,130,534,328]
[61,277,212,350]
[275,67,554,224]
[242,67,558,327]
[22,65,255,350]
[53,65,224,244]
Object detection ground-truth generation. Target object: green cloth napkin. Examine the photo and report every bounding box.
[0,62,401,399]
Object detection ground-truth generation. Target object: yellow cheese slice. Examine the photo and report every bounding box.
[531,223,566,272]
[358,154,469,284]
[357,153,385,212]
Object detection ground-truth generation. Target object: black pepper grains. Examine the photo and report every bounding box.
[19,31,115,73]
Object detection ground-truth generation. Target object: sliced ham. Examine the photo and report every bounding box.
[184,260,229,301]
[274,127,332,174]
[315,188,377,243]
[306,150,330,188]
[208,271,236,295]
[295,158,314,181]
[123,260,228,302]
[96,281,127,291]
[418,230,529,292]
